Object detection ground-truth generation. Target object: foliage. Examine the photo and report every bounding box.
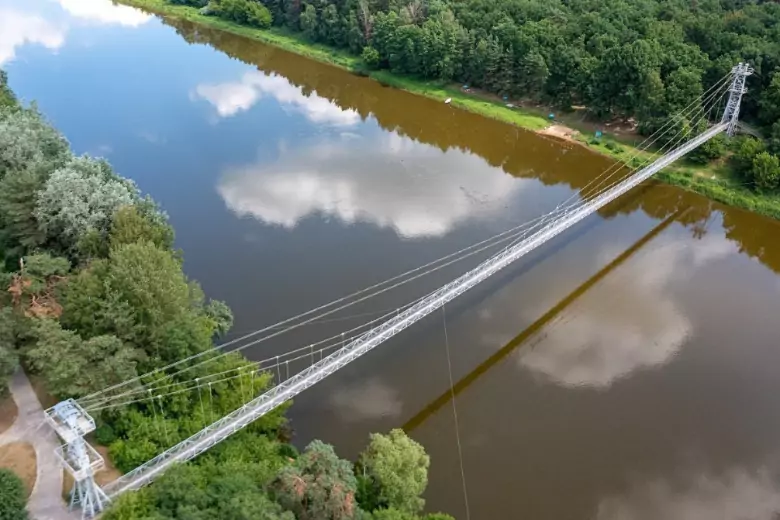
[770,121,780,156]
[356,429,429,514]
[214,0,273,29]
[61,242,215,364]
[751,152,780,192]
[109,204,174,252]
[0,308,19,391]
[363,509,455,520]
[24,319,139,398]
[688,133,726,165]
[104,447,295,520]
[106,362,286,471]
[759,72,780,128]
[205,299,234,337]
[0,71,15,109]
[34,156,139,254]
[361,46,380,69]
[732,136,766,181]
[0,108,71,262]
[0,469,28,520]
[0,107,70,182]
[272,440,358,520]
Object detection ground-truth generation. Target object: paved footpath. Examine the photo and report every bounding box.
[0,368,78,520]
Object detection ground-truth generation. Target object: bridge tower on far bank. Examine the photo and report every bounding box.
[722,62,754,136]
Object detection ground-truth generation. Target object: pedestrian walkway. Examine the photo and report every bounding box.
[0,369,77,520]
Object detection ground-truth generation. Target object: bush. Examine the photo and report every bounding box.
[604,140,622,153]
[732,136,765,181]
[361,46,381,70]
[0,469,28,520]
[357,429,429,514]
[216,0,273,28]
[770,121,780,156]
[752,152,780,192]
[688,133,726,164]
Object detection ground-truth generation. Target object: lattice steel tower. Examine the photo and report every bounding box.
[722,62,753,136]
[45,400,110,518]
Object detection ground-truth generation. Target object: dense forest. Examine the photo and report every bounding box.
[0,72,452,520]
[170,0,780,190]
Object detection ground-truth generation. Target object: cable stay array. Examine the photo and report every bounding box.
[47,63,752,519]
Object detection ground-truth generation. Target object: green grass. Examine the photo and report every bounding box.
[117,0,780,220]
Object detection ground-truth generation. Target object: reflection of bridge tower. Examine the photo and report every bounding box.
[722,62,754,137]
[44,400,110,519]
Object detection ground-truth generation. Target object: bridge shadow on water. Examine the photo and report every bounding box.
[403,201,687,431]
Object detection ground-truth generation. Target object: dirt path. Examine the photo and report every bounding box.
[0,369,77,520]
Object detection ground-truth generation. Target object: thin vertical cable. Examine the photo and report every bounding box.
[442,305,471,520]
[197,378,205,428]
[156,396,170,447]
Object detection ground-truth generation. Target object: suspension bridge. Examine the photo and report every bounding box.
[43,63,752,518]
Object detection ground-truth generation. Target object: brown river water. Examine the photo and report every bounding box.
[4,1,780,517]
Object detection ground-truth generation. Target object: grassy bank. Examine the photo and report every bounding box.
[117,0,780,220]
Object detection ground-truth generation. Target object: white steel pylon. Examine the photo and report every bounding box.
[45,400,110,518]
[722,62,753,136]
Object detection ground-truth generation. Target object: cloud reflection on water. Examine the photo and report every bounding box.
[193,71,361,126]
[329,378,403,422]
[514,231,736,388]
[597,468,780,520]
[217,132,523,238]
[0,0,149,67]
[0,9,65,66]
[54,0,151,27]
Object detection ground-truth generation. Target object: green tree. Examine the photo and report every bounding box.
[217,0,273,28]
[34,156,138,253]
[357,429,429,515]
[0,469,28,520]
[361,46,381,69]
[751,151,780,192]
[732,136,766,180]
[0,107,70,181]
[25,319,139,398]
[759,72,780,127]
[109,204,174,252]
[770,120,780,156]
[0,308,19,391]
[205,300,234,338]
[664,67,704,113]
[61,242,215,363]
[519,50,549,98]
[104,459,294,520]
[300,4,319,40]
[272,440,358,520]
[0,71,15,109]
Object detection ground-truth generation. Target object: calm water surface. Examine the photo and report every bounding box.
[4,1,780,518]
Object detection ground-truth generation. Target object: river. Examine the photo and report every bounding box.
[4,1,780,518]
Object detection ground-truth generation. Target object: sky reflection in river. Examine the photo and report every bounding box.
[0,0,150,67]
[515,229,736,388]
[597,467,780,520]
[193,70,361,125]
[218,131,525,238]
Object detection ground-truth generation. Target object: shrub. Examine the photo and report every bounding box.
[752,151,780,192]
[0,469,28,520]
[361,46,381,70]
[216,0,273,28]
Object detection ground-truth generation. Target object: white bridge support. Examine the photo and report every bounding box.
[103,122,728,499]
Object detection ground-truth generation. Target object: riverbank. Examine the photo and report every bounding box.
[117,0,780,220]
